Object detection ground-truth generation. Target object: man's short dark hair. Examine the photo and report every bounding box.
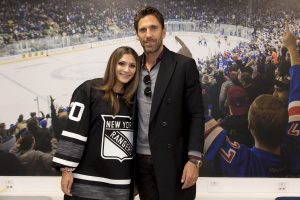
[134,6,165,32]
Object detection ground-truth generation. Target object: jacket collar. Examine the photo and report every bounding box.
[150,46,177,123]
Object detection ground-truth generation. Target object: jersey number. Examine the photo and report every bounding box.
[69,102,85,122]
[288,123,299,136]
[219,136,240,163]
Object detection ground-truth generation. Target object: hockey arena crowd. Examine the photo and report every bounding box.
[1,0,300,177]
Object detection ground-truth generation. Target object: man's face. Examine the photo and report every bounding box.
[273,86,288,106]
[136,15,166,54]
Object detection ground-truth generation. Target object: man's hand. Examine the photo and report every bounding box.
[283,22,297,50]
[181,161,199,189]
[283,22,300,66]
[50,95,55,104]
[61,171,73,196]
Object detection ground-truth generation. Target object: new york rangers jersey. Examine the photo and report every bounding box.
[52,78,134,199]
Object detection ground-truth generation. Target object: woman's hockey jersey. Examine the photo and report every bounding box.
[52,78,134,199]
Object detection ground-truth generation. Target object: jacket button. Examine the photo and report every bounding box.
[167,144,172,149]
[167,98,172,104]
[162,122,167,127]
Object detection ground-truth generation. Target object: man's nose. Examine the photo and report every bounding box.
[146,29,152,37]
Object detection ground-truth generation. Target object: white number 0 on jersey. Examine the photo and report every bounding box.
[69,102,85,122]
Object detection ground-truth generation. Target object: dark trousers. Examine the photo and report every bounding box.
[136,154,159,200]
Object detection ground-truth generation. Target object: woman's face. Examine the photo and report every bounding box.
[115,53,137,87]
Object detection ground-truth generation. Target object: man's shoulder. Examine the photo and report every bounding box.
[161,51,195,74]
[165,48,194,63]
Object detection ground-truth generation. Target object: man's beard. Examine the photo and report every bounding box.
[142,40,162,54]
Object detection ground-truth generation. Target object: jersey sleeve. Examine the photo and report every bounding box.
[52,80,91,170]
[285,65,300,175]
[204,117,252,176]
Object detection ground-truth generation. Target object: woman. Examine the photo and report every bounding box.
[52,46,139,200]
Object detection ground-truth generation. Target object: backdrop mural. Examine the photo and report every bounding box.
[0,0,300,177]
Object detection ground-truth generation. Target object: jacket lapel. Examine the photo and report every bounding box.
[150,47,176,123]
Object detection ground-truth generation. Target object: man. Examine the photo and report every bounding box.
[134,6,205,200]
[282,22,300,176]
[0,136,25,175]
[50,95,68,139]
[220,85,254,147]
[219,64,241,115]
[273,64,290,107]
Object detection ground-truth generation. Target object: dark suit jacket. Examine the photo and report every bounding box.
[134,47,205,200]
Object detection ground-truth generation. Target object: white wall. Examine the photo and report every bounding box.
[1,177,300,200]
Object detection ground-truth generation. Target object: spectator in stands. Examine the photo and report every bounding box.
[0,135,25,175]
[50,95,68,140]
[219,65,241,115]
[0,123,6,137]
[281,22,300,176]
[39,118,48,129]
[239,71,261,104]
[27,117,52,153]
[45,113,52,127]
[11,130,56,176]
[201,74,213,116]
[271,47,279,65]
[209,70,225,119]
[15,114,27,135]
[256,63,271,95]
[0,0,299,47]
[273,61,291,107]
[0,133,16,153]
[220,85,254,147]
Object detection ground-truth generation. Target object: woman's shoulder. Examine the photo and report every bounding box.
[73,78,103,93]
[81,78,103,88]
